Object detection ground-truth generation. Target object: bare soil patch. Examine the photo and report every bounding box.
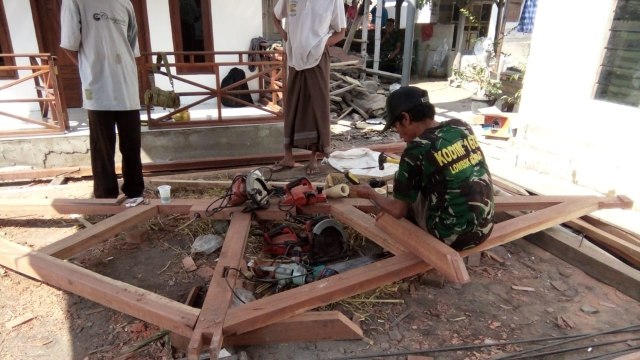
[1,164,640,360]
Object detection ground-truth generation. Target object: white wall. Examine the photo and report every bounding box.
[0,0,40,117]
[0,1,264,117]
[146,0,264,104]
[516,0,640,206]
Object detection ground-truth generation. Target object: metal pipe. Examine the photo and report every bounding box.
[400,0,416,85]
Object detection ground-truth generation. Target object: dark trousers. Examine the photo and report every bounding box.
[88,110,144,198]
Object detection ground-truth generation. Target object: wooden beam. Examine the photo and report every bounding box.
[361,67,403,79]
[0,198,127,216]
[580,215,640,247]
[332,203,405,255]
[0,239,199,337]
[188,212,252,360]
[375,213,470,284]
[342,14,364,52]
[494,195,633,212]
[172,311,362,349]
[223,311,363,346]
[40,205,158,259]
[224,197,619,336]
[566,218,640,268]
[147,178,325,190]
[463,200,600,255]
[223,252,430,336]
[0,166,88,181]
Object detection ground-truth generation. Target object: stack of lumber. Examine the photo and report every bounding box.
[493,176,640,270]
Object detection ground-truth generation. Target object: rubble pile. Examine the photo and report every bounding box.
[328,61,392,128]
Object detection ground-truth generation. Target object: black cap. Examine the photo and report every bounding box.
[382,86,430,132]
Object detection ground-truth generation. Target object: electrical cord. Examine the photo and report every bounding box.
[326,324,640,360]
[505,336,640,360]
[205,167,274,217]
[495,324,640,360]
[204,174,244,217]
[581,345,640,360]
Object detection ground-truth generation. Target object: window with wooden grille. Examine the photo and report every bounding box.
[0,1,17,79]
[168,0,214,73]
[595,0,640,108]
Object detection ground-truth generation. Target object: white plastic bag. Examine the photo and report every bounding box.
[191,234,223,255]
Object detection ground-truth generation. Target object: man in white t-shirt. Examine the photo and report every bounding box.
[60,0,144,199]
[273,0,346,174]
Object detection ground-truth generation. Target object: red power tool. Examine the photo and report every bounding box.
[281,177,326,207]
[262,224,311,256]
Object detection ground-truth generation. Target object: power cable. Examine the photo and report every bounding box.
[495,325,640,360]
[326,324,640,360]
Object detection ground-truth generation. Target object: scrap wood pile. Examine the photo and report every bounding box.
[329,59,391,127]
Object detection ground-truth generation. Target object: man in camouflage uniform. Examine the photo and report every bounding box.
[351,86,494,250]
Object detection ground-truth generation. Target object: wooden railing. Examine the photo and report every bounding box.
[0,54,68,137]
[142,49,286,130]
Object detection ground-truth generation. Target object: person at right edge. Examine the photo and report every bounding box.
[272,0,346,175]
[350,86,495,251]
[60,0,144,199]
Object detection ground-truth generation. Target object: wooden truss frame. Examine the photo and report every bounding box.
[0,194,633,359]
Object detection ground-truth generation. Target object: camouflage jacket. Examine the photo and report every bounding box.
[393,119,495,250]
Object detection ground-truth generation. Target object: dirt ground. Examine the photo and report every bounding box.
[1,82,639,359]
[2,164,640,360]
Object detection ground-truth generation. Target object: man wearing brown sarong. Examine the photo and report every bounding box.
[273,0,346,174]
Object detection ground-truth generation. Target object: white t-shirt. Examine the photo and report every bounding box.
[274,0,346,71]
[60,0,140,111]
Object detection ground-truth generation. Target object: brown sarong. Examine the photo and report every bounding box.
[283,49,331,154]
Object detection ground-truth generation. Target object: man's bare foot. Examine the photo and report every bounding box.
[305,158,319,175]
[272,158,301,172]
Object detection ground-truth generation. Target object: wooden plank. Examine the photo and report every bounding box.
[40,205,158,259]
[375,213,470,284]
[223,197,622,336]
[492,175,530,195]
[187,212,252,360]
[580,215,640,247]
[223,252,430,336]
[173,311,362,349]
[494,195,633,212]
[147,178,325,190]
[567,218,640,267]
[342,14,364,52]
[0,166,87,181]
[332,204,406,255]
[361,67,403,79]
[0,198,127,216]
[464,200,600,255]
[189,200,288,221]
[223,311,362,346]
[0,239,199,337]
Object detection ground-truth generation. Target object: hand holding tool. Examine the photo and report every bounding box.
[378,152,400,170]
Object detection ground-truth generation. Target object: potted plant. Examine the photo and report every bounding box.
[453,62,502,113]
[453,63,502,101]
[498,66,525,112]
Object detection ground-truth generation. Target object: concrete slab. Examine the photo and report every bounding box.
[0,107,285,170]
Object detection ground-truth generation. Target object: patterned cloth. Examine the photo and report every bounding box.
[516,0,538,33]
[393,119,495,250]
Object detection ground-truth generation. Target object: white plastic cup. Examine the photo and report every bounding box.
[158,185,171,204]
